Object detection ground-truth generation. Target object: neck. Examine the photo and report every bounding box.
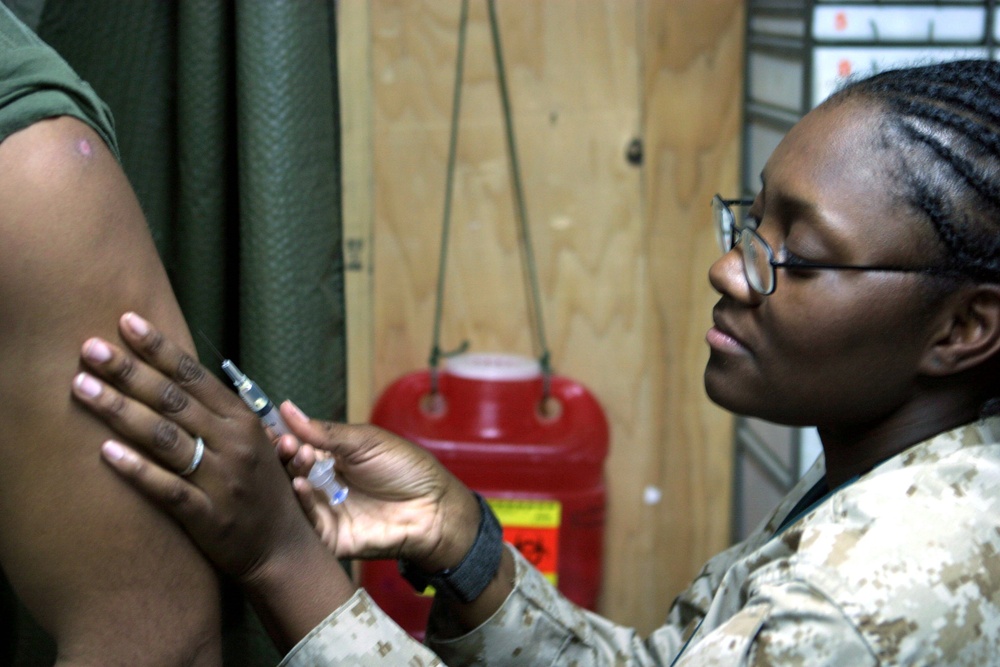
[818,392,982,488]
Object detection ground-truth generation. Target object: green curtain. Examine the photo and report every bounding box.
[2,0,346,663]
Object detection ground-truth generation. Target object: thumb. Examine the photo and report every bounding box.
[279,401,385,461]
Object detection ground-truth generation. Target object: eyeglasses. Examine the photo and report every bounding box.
[712,194,958,295]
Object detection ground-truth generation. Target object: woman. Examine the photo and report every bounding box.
[71,60,1000,665]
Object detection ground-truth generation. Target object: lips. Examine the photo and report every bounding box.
[707,310,752,355]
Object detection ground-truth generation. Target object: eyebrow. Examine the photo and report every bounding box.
[759,171,823,225]
[773,192,820,221]
[756,171,850,257]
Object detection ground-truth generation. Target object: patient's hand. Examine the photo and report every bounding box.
[76,313,483,574]
[73,313,324,583]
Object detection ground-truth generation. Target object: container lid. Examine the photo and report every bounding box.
[444,352,541,381]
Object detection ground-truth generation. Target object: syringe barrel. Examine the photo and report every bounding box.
[257,402,291,437]
[220,359,347,505]
[223,360,283,424]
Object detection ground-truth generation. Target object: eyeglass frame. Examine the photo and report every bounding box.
[712,194,962,296]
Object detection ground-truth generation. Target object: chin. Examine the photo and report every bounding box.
[703,366,752,415]
[703,366,808,427]
[703,356,754,405]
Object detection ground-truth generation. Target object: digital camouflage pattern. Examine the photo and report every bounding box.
[280,589,442,666]
[287,418,1000,665]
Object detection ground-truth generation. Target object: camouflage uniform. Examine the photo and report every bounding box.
[282,417,1000,665]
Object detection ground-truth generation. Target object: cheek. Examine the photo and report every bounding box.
[769,282,924,359]
[758,285,930,414]
[768,302,874,363]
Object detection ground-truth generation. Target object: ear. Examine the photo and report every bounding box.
[920,285,1000,376]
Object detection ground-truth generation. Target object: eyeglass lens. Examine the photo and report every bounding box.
[740,229,773,294]
[713,197,775,295]
[712,197,734,253]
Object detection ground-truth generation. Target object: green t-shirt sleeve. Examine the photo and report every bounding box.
[0,2,119,160]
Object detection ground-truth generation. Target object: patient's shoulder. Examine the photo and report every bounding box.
[0,116,128,288]
[0,114,109,188]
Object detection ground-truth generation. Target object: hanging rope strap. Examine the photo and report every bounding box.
[429,0,554,395]
[428,0,471,394]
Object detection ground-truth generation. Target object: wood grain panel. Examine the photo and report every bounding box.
[371,1,641,382]
[612,0,744,632]
[362,0,743,635]
[339,0,375,422]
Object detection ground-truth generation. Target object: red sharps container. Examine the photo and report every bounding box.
[362,352,609,639]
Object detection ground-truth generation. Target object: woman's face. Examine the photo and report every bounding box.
[704,99,946,429]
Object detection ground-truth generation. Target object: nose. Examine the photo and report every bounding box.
[709,247,763,305]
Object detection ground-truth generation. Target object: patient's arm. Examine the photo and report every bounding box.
[0,116,222,665]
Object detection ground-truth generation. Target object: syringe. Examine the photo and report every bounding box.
[221,360,348,505]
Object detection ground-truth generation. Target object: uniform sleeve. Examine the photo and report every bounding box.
[676,579,876,667]
[277,546,686,666]
[278,589,444,667]
[423,467,831,665]
[425,546,687,666]
[426,544,877,666]
[0,3,119,158]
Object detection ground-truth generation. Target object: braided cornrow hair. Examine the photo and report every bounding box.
[829,59,1000,285]
[828,60,1000,414]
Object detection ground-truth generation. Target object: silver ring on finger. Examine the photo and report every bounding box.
[179,437,205,477]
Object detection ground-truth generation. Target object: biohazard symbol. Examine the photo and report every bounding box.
[514,536,548,567]
[489,498,561,575]
[504,526,559,573]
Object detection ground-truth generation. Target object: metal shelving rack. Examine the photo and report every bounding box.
[733,0,998,541]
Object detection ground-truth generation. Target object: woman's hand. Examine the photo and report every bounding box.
[71,312,326,584]
[277,407,481,573]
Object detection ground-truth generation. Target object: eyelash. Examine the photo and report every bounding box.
[743,215,815,268]
[778,249,811,267]
[741,212,825,274]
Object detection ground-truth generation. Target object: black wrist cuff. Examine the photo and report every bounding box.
[399,493,503,603]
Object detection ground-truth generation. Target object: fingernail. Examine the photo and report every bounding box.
[83,338,112,363]
[101,440,127,461]
[284,400,307,421]
[293,448,309,468]
[123,312,150,337]
[74,373,102,398]
[101,440,138,469]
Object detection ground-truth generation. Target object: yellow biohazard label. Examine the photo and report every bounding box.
[487,498,561,528]
[486,498,562,584]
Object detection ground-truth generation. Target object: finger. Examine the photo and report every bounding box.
[74,371,206,476]
[293,476,320,519]
[280,400,382,461]
[275,434,316,480]
[275,433,299,463]
[80,338,215,454]
[100,439,213,527]
[291,443,318,479]
[117,312,240,416]
[292,477,338,551]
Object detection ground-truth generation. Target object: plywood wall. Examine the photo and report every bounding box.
[341,0,744,635]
